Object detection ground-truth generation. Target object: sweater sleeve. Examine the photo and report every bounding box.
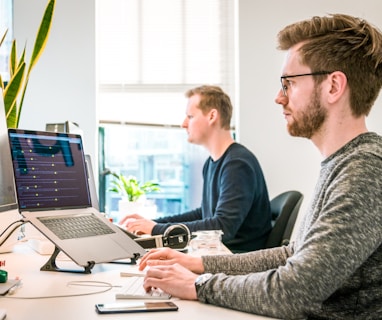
[196,153,382,318]
[202,245,293,274]
[152,208,203,235]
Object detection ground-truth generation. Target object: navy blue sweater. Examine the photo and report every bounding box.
[152,143,272,252]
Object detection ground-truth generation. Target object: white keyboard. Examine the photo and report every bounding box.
[115,276,171,300]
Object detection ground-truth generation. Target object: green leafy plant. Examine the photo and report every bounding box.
[1,0,55,128]
[108,172,161,202]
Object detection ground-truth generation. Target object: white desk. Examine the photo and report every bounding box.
[0,243,277,320]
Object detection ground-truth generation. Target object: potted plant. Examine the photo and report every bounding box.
[1,0,55,128]
[108,172,161,202]
[108,172,161,220]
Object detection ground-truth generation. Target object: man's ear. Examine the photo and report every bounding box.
[327,71,347,103]
[208,108,219,124]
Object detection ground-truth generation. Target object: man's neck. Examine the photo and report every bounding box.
[206,132,235,161]
[312,117,368,158]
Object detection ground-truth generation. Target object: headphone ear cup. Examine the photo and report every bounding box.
[163,224,191,249]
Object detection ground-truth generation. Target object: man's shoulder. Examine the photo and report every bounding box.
[356,132,382,157]
[225,142,257,159]
[341,132,382,162]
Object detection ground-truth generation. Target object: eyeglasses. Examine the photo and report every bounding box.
[280,71,333,97]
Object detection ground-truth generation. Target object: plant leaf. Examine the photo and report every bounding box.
[9,40,17,77]
[107,172,160,202]
[4,62,26,128]
[0,30,8,47]
[27,0,55,75]
[1,0,55,128]
[9,41,26,78]
[16,0,55,127]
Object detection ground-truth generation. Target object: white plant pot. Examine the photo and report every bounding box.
[118,200,143,215]
[116,198,157,222]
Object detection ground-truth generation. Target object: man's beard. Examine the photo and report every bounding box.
[287,88,327,139]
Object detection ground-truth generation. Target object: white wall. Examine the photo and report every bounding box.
[13,0,382,220]
[14,0,97,163]
[237,0,382,219]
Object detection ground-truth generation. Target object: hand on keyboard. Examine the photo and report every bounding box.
[115,276,171,300]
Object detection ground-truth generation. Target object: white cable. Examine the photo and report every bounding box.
[3,280,120,299]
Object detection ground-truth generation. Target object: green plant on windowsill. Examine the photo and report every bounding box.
[0,0,55,128]
[108,172,161,202]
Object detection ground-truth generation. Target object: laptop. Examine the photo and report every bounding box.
[84,154,99,211]
[7,128,146,272]
[0,90,21,253]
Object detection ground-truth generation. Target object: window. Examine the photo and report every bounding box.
[0,0,13,82]
[99,124,209,220]
[96,0,235,217]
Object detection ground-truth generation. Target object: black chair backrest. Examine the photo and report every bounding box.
[265,190,303,248]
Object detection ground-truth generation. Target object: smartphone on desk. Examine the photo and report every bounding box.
[95,301,178,314]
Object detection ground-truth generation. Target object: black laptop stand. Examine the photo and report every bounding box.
[40,246,95,274]
[40,245,141,274]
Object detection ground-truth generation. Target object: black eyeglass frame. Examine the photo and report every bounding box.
[280,71,333,97]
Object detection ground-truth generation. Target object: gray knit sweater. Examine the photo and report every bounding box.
[197,132,382,319]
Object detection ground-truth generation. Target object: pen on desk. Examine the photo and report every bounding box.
[120,272,145,277]
[7,279,22,295]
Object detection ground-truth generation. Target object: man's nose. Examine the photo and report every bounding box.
[275,90,288,106]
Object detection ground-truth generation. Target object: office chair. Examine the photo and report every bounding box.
[265,190,303,248]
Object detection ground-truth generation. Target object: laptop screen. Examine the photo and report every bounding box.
[8,129,91,211]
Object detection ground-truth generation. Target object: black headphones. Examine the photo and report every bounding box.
[124,223,191,250]
[162,223,191,250]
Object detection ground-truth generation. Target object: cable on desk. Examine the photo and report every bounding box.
[0,219,26,247]
[68,280,121,290]
[2,281,120,300]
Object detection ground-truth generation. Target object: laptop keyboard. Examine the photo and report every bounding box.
[38,213,115,240]
[116,276,171,300]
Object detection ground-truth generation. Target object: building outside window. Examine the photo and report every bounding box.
[99,124,209,220]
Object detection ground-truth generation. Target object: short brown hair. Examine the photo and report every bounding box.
[185,85,232,129]
[277,14,382,116]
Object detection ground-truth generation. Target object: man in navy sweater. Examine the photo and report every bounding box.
[121,85,272,252]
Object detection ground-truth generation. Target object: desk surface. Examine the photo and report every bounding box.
[0,242,277,320]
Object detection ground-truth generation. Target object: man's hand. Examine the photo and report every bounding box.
[119,213,156,235]
[139,247,205,274]
[144,263,199,300]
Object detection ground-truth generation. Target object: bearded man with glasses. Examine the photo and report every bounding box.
[135,14,382,319]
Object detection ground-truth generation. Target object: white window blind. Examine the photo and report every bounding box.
[0,0,13,82]
[96,0,236,126]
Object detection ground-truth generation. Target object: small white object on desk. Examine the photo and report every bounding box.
[27,238,55,255]
[189,230,230,256]
[120,272,145,277]
[0,308,6,320]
